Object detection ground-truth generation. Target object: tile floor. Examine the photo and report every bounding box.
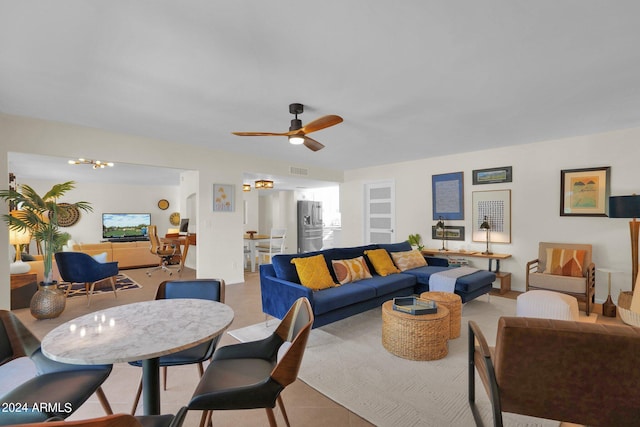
[13,267,373,427]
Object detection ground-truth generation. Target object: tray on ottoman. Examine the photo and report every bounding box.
[393,296,437,315]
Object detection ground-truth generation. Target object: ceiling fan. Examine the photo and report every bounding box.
[232,103,343,151]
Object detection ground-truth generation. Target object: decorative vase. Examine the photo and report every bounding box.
[602,294,616,317]
[30,282,66,319]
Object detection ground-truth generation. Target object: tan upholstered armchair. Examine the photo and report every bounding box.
[526,242,595,315]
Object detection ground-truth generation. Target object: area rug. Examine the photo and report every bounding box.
[64,273,142,298]
[228,296,566,427]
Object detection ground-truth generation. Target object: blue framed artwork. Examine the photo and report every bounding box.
[432,172,464,220]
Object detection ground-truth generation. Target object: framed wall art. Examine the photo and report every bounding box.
[431,225,465,241]
[472,190,511,243]
[472,166,512,185]
[560,166,610,217]
[432,171,464,220]
[213,184,235,212]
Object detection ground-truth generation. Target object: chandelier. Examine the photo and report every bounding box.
[255,180,274,189]
[68,158,114,169]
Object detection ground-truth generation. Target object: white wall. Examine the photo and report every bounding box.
[19,179,180,246]
[0,113,344,308]
[257,190,297,254]
[341,127,640,302]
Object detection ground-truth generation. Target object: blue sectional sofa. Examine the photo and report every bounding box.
[260,241,496,328]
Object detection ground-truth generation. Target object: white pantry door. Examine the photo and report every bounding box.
[364,180,395,244]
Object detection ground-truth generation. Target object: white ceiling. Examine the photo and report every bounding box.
[2,1,640,176]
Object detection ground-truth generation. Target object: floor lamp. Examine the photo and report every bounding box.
[609,195,640,291]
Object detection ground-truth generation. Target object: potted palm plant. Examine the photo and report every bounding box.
[1,181,91,318]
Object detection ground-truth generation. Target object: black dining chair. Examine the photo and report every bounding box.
[186,297,314,427]
[8,406,188,427]
[0,310,113,425]
[55,251,119,306]
[129,279,226,415]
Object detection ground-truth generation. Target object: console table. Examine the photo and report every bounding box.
[422,249,512,294]
[10,272,38,309]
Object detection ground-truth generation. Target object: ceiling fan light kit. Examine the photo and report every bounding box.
[232,103,343,152]
[288,135,305,145]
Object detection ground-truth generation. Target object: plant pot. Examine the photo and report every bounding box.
[30,282,66,320]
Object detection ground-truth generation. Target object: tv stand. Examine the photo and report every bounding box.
[107,237,150,243]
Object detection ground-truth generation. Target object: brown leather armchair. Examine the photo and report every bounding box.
[526,242,595,315]
[469,317,640,427]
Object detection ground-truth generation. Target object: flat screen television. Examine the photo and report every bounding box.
[102,213,151,240]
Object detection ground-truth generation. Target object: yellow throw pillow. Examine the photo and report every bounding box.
[543,248,586,277]
[364,249,400,276]
[332,256,373,284]
[390,249,427,272]
[291,254,337,290]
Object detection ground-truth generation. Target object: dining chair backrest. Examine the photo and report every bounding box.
[270,228,287,252]
[148,225,161,254]
[156,279,225,304]
[271,298,314,387]
[0,310,40,363]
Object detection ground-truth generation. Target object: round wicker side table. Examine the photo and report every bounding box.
[381,300,450,361]
[420,291,462,339]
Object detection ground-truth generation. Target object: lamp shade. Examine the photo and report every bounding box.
[609,195,640,218]
[9,227,31,245]
[480,216,491,230]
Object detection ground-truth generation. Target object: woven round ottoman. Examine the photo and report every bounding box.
[381,300,450,361]
[516,290,579,320]
[420,291,462,339]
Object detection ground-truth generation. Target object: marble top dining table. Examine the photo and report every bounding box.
[41,299,234,415]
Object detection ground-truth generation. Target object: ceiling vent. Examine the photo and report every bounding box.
[289,166,309,176]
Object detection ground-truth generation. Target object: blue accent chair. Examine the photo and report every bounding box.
[0,310,113,425]
[55,251,119,306]
[128,279,226,415]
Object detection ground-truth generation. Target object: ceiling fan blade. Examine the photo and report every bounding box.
[232,131,289,136]
[303,136,325,151]
[301,115,343,134]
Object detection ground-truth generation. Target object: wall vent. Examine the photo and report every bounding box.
[289,166,309,176]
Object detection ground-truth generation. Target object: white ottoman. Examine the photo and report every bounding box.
[516,290,579,321]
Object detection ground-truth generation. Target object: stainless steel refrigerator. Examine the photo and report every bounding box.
[297,200,323,253]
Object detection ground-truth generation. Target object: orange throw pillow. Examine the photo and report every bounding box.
[544,248,585,277]
[390,249,427,272]
[332,256,373,284]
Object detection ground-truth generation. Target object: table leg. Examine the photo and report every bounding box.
[180,238,190,271]
[250,241,257,272]
[142,357,161,415]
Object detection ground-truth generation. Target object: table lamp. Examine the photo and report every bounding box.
[9,226,32,274]
[480,216,492,255]
[609,195,640,290]
[435,216,447,251]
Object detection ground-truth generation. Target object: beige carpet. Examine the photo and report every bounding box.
[229,296,572,427]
